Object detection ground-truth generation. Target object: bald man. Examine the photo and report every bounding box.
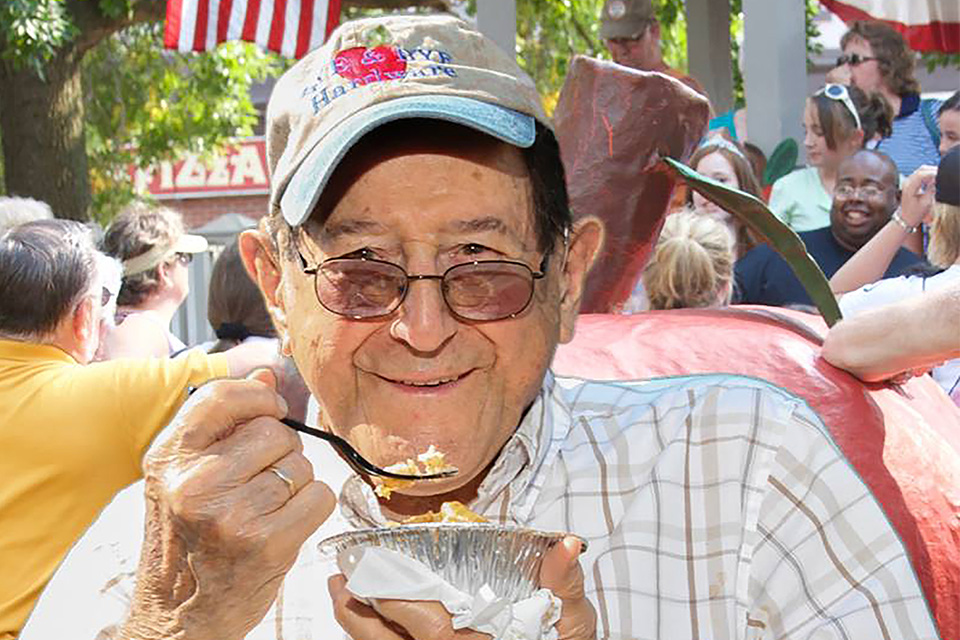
[734,150,922,308]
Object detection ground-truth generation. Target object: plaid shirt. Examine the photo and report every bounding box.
[20,372,939,640]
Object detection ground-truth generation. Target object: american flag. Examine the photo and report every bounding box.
[164,0,341,59]
[820,0,959,53]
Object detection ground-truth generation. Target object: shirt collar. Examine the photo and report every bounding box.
[898,92,920,118]
[0,338,76,364]
[337,370,559,527]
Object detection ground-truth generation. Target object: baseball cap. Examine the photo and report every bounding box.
[600,0,656,40]
[266,14,549,227]
[936,146,959,207]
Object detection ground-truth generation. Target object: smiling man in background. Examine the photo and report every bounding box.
[18,15,939,640]
[735,149,921,308]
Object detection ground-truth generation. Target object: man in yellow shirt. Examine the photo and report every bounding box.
[0,219,270,638]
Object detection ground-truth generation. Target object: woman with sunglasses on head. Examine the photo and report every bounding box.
[827,20,942,178]
[768,83,892,233]
[99,202,207,359]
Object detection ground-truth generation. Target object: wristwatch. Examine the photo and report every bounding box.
[891,210,919,234]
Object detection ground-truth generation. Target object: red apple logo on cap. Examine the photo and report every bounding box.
[333,46,407,83]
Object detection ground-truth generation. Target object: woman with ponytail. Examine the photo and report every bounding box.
[641,210,736,311]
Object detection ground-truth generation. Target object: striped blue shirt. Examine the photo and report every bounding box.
[876,93,941,177]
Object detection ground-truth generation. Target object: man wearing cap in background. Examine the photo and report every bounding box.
[600,0,708,99]
[0,218,282,639]
[98,202,209,359]
[19,14,938,640]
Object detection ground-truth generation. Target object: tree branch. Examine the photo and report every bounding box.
[70,0,166,54]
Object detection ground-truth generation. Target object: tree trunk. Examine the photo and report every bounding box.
[0,45,92,220]
[0,0,445,222]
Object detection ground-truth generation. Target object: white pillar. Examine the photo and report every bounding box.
[686,0,733,114]
[476,0,517,58]
[742,0,807,157]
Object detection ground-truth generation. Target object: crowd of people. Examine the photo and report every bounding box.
[0,4,957,640]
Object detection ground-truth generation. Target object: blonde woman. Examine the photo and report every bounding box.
[830,147,960,401]
[632,210,736,311]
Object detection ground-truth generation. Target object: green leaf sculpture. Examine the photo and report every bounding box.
[665,157,843,326]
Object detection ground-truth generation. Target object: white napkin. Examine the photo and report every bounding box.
[342,546,562,640]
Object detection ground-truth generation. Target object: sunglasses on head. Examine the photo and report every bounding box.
[815,83,862,131]
[836,53,881,67]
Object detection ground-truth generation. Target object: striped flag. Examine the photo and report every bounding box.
[820,0,959,53]
[163,0,341,59]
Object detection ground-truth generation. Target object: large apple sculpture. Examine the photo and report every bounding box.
[551,56,960,637]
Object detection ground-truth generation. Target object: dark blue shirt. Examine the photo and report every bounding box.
[734,226,921,307]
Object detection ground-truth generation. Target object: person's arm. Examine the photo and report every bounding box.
[830,167,935,294]
[220,337,282,378]
[822,281,960,382]
[118,372,335,640]
[98,314,170,359]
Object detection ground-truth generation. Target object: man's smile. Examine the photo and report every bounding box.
[372,368,477,393]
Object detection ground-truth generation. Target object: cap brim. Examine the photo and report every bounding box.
[171,234,209,253]
[279,95,537,227]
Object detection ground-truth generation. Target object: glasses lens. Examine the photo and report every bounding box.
[317,259,406,318]
[101,287,112,306]
[444,262,534,321]
[177,252,193,265]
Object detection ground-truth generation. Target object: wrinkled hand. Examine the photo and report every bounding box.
[119,370,336,640]
[900,165,937,228]
[329,536,597,640]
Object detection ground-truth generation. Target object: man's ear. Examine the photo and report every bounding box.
[71,296,98,363]
[239,228,290,348]
[649,21,661,41]
[558,216,605,344]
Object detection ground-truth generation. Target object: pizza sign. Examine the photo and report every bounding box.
[130,138,269,199]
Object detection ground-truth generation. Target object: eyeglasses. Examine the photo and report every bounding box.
[836,53,882,67]
[816,84,862,131]
[100,287,113,306]
[295,246,550,322]
[174,252,193,265]
[835,183,886,199]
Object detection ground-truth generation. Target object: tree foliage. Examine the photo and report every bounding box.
[0,0,79,78]
[82,24,286,221]
[514,0,828,112]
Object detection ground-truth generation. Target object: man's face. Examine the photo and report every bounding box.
[830,153,899,252]
[840,36,885,95]
[253,138,595,497]
[605,23,660,70]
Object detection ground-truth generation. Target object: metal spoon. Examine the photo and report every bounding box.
[280,417,459,481]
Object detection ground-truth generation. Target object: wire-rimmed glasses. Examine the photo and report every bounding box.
[295,247,549,322]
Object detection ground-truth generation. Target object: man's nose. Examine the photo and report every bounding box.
[389,277,458,353]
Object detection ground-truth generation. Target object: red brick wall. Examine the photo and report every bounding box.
[162,194,269,230]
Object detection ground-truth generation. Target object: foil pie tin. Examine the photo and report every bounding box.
[318,523,586,602]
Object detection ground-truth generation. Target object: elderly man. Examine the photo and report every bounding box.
[0,219,276,639]
[20,15,938,640]
[735,149,921,308]
[599,0,706,98]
